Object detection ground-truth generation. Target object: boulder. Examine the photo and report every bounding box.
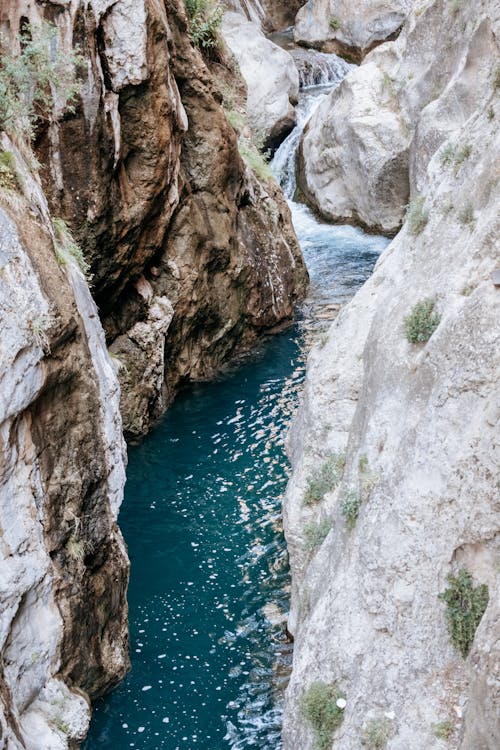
[294,0,412,60]
[221,11,299,148]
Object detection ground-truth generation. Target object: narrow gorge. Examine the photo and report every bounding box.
[0,1,498,749]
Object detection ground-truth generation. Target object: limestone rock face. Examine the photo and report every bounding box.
[2,0,307,438]
[0,144,128,749]
[221,12,299,147]
[298,60,410,233]
[283,1,500,748]
[298,0,497,233]
[294,0,411,59]
[223,0,303,31]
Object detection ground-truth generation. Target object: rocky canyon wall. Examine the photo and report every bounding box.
[283,0,500,748]
[2,0,307,439]
[0,137,129,748]
[0,0,307,746]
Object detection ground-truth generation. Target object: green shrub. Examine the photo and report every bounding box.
[434,719,455,740]
[0,22,82,139]
[458,203,475,228]
[406,195,429,235]
[493,66,500,90]
[329,17,341,30]
[303,519,332,551]
[301,681,346,750]
[358,454,377,498]
[439,143,472,173]
[53,217,90,277]
[438,568,489,657]
[304,452,345,505]
[0,150,20,191]
[237,136,274,182]
[362,718,393,749]
[341,490,361,530]
[185,0,223,51]
[404,298,440,343]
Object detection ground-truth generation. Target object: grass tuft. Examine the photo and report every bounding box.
[301,681,346,750]
[53,217,91,278]
[303,453,345,506]
[406,195,428,235]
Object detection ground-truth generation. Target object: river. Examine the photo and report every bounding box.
[84,51,389,750]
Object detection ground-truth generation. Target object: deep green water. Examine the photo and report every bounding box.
[85,71,390,750]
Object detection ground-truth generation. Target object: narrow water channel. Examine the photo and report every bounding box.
[85,53,390,750]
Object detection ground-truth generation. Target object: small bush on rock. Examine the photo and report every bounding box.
[362,717,393,749]
[301,681,346,750]
[304,452,345,505]
[0,22,82,139]
[341,490,361,530]
[303,519,332,551]
[434,719,455,740]
[185,0,223,52]
[404,298,440,343]
[237,136,274,182]
[406,195,429,235]
[329,17,341,31]
[438,568,489,657]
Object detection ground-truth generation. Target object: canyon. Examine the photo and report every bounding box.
[0,0,498,748]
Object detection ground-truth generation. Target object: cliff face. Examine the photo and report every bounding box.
[298,0,498,234]
[0,0,307,746]
[294,0,412,60]
[0,141,129,749]
[3,0,307,438]
[283,1,500,748]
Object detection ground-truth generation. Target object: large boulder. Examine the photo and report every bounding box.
[294,0,412,60]
[298,0,495,233]
[221,11,299,148]
[298,61,410,234]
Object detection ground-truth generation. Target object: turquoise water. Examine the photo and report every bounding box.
[85,72,390,749]
[84,219,387,750]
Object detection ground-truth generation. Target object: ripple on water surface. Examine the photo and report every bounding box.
[85,69,390,750]
[85,330,305,750]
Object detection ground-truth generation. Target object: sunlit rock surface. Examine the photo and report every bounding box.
[299,0,498,233]
[283,1,500,747]
[221,11,299,147]
[294,0,412,59]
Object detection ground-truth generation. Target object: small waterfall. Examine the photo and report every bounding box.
[271,52,352,200]
[290,49,353,88]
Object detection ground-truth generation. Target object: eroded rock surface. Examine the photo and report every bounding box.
[1,0,307,438]
[221,11,299,147]
[294,0,411,59]
[299,0,498,233]
[0,143,128,749]
[283,1,500,747]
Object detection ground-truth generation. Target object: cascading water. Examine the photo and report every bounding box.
[85,50,389,750]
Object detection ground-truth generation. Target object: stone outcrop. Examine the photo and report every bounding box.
[294,0,411,60]
[0,139,129,748]
[0,0,307,746]
[2,0,307,438]
[283,0,500,747]
[221,11,299,148]
[298,0,499,233]
[224,0,303,31]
